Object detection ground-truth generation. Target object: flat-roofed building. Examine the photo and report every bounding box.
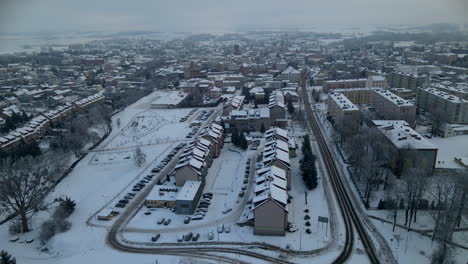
[323,78,367,92]
[372,89,416,126]
[225,108,270,132]
[327,92,360,132]
[145,186,179,208]
[176,181,203,215]
[388,71,425,92]
[431,83,468,100]
[416,87,468,124]
[389,88,414,100]
[334,88,375,104]
[372,120,438,175]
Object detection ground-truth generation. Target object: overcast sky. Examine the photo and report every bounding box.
[1,0,468,34]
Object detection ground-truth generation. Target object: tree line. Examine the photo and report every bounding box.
[0,111,30,133]
[231,126,248,150]
[300,135,318,190]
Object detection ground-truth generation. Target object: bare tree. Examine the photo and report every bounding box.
[88,104,112,135]
[398,168,428,231]
[0,155,62,233]
[134,146,146,167]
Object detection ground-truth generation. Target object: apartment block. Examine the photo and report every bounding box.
[416,87,468,124]
[388,71,425,92]
[333,88,375,104]
[327,92,360,132]
[323,78,367,93]
[372,89,416,126]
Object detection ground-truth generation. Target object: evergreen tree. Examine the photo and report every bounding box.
[1,250,16,264]
[21,111,29,122]
[231,127,239,145]
[220,119,225,130]
[260,123,265,133]
[239,132,248,150]
[287,99,295,115]
[300,135,318,190]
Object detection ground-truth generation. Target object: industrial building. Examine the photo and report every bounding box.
[372,89,416,126]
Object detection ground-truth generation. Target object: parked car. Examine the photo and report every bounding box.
[151,234,160,242]
[239,191,245,197]
[225,225,230,233]
[208,231,214,240]
[221,208,233,216]
[163,218,171,225]
[115,203,125,208]
[198,204,209,209]
[191,215,203,220]
[192,233,200,241]
[157,218,165,225]
[197,208,208,213]
[184,232,193,241]
[177,234,185,242]
[217,224,224,233]
[184,216,191,224]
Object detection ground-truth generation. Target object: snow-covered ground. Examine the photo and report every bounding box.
[427,134,468,169]
[124,145,248,232]
[0,90,205,264]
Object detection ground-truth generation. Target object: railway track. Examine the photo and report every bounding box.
[301,72,380,264]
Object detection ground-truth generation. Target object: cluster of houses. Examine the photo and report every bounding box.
[0,92,105,151]
[249,127,296,236]
[145,123,224,215]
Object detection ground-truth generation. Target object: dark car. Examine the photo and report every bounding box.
[151,234,160,242]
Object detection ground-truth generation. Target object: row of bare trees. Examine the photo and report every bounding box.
[342,123,467,263]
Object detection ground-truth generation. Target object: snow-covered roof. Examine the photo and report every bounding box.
[419,87,467,104]
[189,158,204,170]
[265,127,289,140]
[372,120,438,150]
[328,92,359,111]
[176,181,202,201]
[282,66,300,75]
[374,89,413,107]
[253,183,288,208]
[147,185,179,201]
